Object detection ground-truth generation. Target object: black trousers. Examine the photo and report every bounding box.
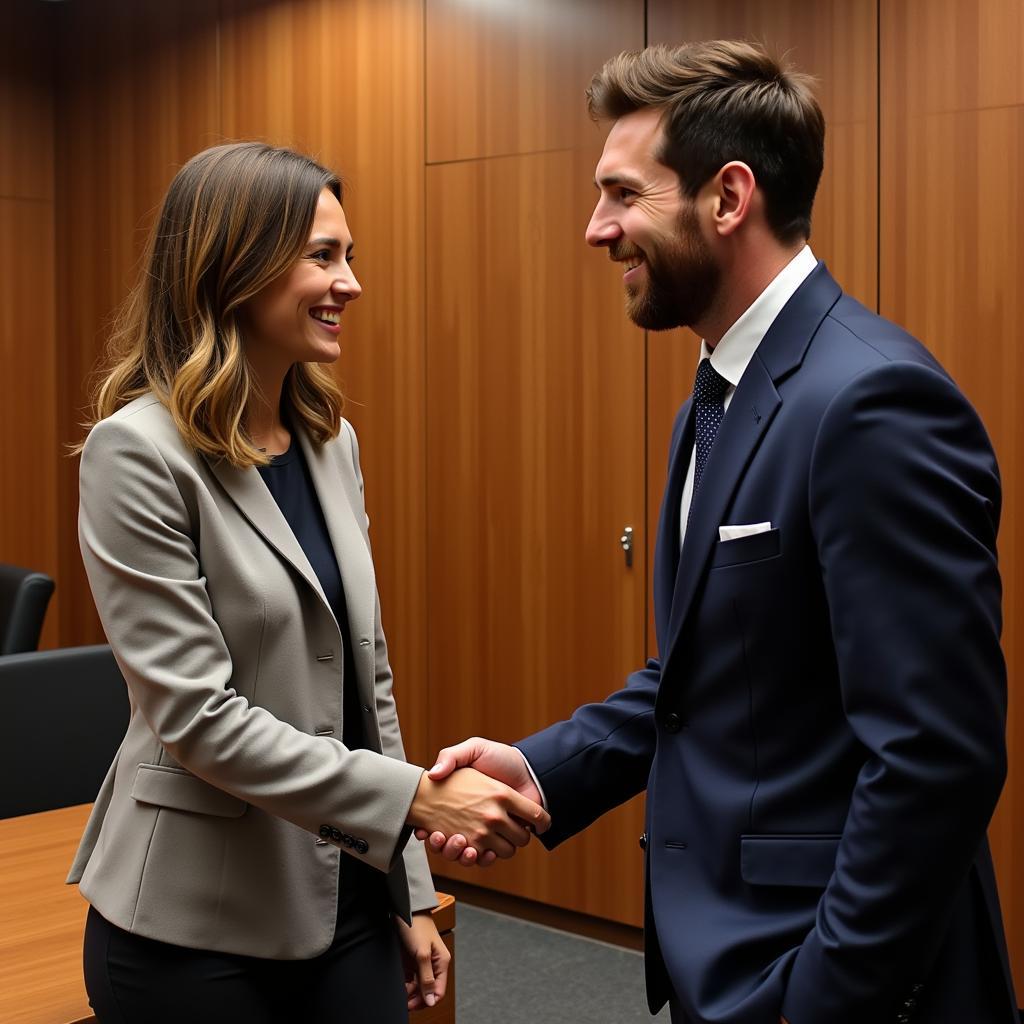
[83,861,408,1024]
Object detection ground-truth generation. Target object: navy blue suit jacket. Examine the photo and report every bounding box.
[517,265,1017,1024]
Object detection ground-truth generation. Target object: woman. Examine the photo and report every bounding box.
[69,142,546,1022]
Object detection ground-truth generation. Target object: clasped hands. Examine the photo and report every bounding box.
[407,737,544,866]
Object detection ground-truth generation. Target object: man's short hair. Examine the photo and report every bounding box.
[588,41,825,244]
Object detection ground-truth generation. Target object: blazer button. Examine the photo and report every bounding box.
[638,833,647,850]
[354,838,369,855]
[330,827,343,842]
[664,713,683,733]
[319,825,332,839]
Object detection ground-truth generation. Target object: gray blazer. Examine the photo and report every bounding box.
[67,393,434,959]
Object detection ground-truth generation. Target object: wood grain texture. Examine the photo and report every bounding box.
[55,0,222,649]
[644,0,878,655]
[881,0,1024,995]
[220,0,430,766]
[0,804,93,1024]
[0,804,455,1024]
[0,3,60,650]
[424,148,647,924]
[0,198,60,651]
[425,0,644,164]
[0,0,55,201]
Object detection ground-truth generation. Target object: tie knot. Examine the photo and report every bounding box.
[693,357,729,405]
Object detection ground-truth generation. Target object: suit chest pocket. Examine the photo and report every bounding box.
[711,527,781,568]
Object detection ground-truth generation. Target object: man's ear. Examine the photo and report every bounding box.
[711,161,756,237]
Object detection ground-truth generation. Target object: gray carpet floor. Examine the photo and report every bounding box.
[454,904,671,1023]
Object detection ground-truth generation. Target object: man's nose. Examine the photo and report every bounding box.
[585,204,620,248]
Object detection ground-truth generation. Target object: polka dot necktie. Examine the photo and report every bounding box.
[691,357,730,508]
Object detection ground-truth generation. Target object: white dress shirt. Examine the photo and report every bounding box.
[679,246,818,550]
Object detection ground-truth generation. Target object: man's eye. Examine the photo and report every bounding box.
[620,188,636,201]
[346,254,356,264]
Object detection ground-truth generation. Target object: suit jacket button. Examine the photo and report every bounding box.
[638,833,647,850]
[664,713,682,733]
[330,827,342,842]
[319,825,332,839]
[354,838,369,855]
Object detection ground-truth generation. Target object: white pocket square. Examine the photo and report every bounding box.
[719,522,772,542]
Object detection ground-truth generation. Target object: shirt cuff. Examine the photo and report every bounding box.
[519,750,549,811]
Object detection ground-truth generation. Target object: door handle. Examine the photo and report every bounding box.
[620,526,634,568]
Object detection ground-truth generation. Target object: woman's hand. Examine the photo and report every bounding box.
[395,912,451,1010]
[407,765,549,860]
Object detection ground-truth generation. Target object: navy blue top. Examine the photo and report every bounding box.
[257,435,363,752]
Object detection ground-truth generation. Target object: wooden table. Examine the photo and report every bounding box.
[0,804,455,1024]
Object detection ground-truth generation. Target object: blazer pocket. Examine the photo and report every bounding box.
[712,527,780,568]
[131,763,247,818]
[740,833,841,888]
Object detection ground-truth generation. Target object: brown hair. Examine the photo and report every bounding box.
[77,142,345,467]
[587,41,824,243]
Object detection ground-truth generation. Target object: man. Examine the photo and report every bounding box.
[419,41,1017,1024]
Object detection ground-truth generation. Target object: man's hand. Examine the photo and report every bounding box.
[414,737,544,867]
[407,762,549,861]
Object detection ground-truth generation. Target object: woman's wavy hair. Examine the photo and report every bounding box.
[77,142,345,466]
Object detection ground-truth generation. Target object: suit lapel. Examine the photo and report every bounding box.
[652,399,694,656]
[662,359,781,672]
[203,451,330,612]
[295,428,376,658]
[659,262,843,680]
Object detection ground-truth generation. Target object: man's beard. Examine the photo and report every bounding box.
[614,205,720,331]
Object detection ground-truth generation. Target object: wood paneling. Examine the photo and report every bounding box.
[881,0,1024,995]
[220,0,430,765]
[645,0,878,655]
[425,0,644,164]
[1,2,59,649]
[0,198,59,651]
[55,0,222,649]
[0,1,55,201]
[424,148,647,924]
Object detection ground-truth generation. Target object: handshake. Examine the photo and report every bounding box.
[406,737,548,867]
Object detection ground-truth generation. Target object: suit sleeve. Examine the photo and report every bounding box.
[79,415,425,876]
[515,660,659,847]
[343,420,437,915]
[781,360,1007,1024]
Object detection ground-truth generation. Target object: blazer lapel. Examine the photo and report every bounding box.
[203,452,330,612]
[661,359,781,676]
[659,262,843,681]
[652,399,694,657]
[296,429,376,661]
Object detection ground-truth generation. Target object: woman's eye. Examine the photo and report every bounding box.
[308,249,331,262]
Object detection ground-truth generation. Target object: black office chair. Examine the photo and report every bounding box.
[0,644,130,818]
[0,562,55,655]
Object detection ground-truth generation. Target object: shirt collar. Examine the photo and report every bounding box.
[700,245,818,387]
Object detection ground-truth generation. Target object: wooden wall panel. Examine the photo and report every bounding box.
[425,0,644,164]
[55,0,222,648]
[424,149,647,924]
[0,1,55,202]
[0,198,59,651]
[645,0,878,655]
[220,0,429,764]
[1,1,59,649]
[881,0,1024,995]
